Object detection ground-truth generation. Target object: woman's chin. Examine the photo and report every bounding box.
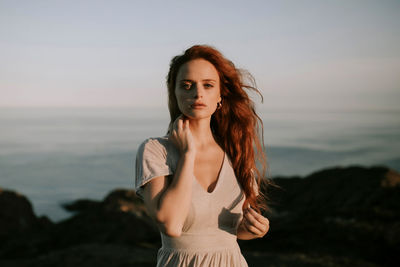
[182,110,213,120]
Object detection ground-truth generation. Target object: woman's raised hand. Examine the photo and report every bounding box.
[241,205,270,238]
[169,114,196,154]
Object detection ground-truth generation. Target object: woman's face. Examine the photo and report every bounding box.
[174,59,222,119]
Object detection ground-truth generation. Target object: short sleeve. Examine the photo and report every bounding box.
[134,138,173,199]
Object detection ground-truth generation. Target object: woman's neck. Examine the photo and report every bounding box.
[188,117,217,150]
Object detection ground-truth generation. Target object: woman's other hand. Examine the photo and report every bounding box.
[240,205,269,239]
[169,114,196,154]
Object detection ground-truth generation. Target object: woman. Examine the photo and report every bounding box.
[135,44,271,266]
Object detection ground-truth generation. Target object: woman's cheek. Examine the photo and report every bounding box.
[176,95,185,112]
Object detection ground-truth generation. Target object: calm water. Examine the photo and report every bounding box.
[1,107,399,222]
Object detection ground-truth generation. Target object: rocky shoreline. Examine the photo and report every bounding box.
[1,164,399,267]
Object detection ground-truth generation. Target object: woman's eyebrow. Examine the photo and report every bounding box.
[179,79,216,82]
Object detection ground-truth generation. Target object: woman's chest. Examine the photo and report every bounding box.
[193,149,225,193]
[182,161,246,233]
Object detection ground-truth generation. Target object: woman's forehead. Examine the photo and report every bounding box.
[176,59,219,81]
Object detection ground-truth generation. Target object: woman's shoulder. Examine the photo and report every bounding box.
[137,135,178,158]
[138,135,171,151]
[135,135,176,198]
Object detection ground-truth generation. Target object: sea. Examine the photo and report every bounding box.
[1,107,399,222]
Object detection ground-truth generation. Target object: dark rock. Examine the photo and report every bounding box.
[268,165,400,220]
[0,243,157,267]
[0,187,53,239]
[243,251,380,267]
[0,188,159,261]
[62,199,101,212]
[2,164,400,266]
[239,165,400,267]
[52,189,159,248]
[101,188,148,217]
[61,188,147,217]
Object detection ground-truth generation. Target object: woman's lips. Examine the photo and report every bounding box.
[191,103,206,109]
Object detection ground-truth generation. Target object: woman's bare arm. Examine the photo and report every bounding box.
[142,151,195,237]
[142,115,196,237]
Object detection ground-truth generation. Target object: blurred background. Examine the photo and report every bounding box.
[1,0,399,224]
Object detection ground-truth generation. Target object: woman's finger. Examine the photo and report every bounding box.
[177,117,183,131]
[244,207,270,236]
[171,129,176,138]
[244,210,265,232]
[248,207,269,226]
[243,217,263,236]
[173,114,183,130]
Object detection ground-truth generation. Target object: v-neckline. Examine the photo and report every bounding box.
[194,152,226,195]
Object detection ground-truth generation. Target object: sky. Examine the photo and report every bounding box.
[1,0,399,110]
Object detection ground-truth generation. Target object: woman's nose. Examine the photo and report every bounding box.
[192,83,203,98]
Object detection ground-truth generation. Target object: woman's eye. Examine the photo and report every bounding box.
[204,83,213,88]
[181,83,191,89]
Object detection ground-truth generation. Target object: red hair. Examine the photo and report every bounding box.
[166,44,272,212]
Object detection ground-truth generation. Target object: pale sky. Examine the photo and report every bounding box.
[1,0,399,110]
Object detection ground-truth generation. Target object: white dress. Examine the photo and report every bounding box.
[135,136,248,267]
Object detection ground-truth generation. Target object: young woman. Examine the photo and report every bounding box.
[135,45,271,266]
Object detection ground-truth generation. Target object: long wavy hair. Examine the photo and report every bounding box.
[166,44,271,212]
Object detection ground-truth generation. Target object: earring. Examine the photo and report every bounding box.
[217,100,222,110]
